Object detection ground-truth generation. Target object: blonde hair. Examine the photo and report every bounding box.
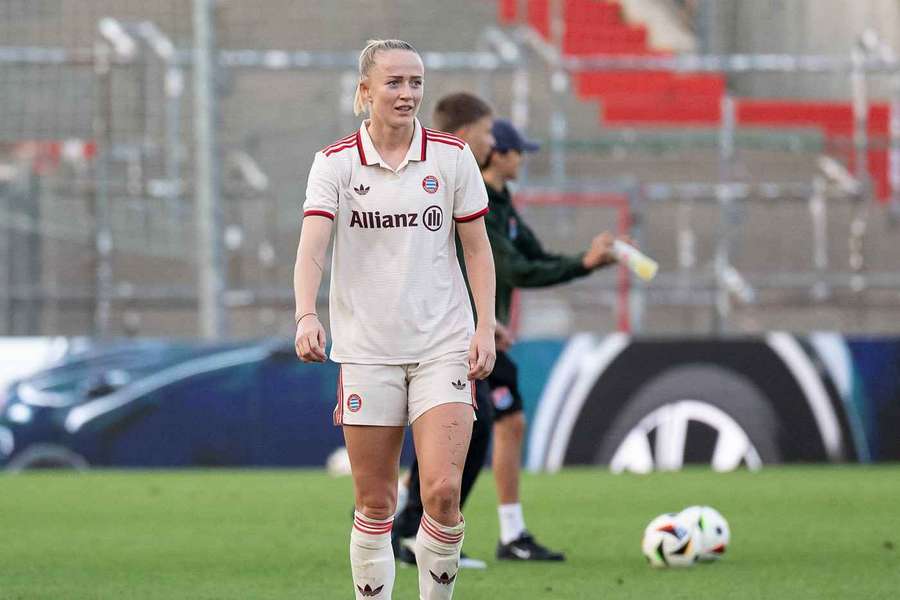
[353,39,420,116]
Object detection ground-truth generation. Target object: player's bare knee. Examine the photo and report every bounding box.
[422,478,460,521]
[357,492,396,521]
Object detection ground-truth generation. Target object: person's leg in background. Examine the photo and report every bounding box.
[490,350,565,561]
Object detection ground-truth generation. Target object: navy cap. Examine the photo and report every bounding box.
[492,118,540,153]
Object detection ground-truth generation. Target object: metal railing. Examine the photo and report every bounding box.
[2,0,899,337]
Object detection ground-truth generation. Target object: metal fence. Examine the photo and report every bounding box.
[507,13,900,336]
[1,0,899,339]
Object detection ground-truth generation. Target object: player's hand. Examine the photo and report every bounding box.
[495,322,514,352]
[468,325,496,380]
[582,231,615,270]
[295,315,327,363]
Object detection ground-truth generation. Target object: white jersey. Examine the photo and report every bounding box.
[303,118,489,365]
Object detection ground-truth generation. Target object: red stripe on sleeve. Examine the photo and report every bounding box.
[304,210,335,220]
[454,207,489,223]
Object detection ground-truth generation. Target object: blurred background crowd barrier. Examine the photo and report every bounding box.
[2,0,899,341]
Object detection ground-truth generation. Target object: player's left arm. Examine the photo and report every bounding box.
[457,217,497,380]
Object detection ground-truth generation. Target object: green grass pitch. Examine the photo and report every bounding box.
[1,466,898,599]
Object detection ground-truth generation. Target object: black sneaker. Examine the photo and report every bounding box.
[496,531,565,561]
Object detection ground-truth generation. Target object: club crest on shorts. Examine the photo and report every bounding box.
[347,394,362,412]
[422,175,439,194]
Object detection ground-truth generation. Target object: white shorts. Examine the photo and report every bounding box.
[333,351,477,426]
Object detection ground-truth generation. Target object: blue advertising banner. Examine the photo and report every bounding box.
[0,335,897,470]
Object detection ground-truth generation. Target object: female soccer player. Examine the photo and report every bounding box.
[293,39,496,600]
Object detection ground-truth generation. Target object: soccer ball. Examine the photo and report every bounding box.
[679,505,730,561]
[641,512,698,568]
[325,446,352,477]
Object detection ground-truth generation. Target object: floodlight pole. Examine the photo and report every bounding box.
[713,95,737,335]
[549,0,567,188]
[193,0,226,339]
[850,36,870,192]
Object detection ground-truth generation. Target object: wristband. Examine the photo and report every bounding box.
[295,312,317,325]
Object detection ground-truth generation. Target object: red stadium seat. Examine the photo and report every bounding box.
[511,0,894,199]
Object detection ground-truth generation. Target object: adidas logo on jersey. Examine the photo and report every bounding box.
[350,210,419,229]
[354,184,370,195]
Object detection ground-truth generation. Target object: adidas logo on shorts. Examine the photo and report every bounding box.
[451,379,466,390]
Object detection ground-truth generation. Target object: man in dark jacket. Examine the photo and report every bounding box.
[483,119,620,561]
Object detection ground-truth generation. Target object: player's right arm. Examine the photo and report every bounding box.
[294,216,332,362]
[295,152,339,362]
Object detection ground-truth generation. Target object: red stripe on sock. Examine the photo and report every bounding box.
[354,513,393,535]
[420,516,463,545]
[354,522,393,535]
[355,516,393,528]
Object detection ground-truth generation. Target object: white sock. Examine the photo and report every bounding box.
[498,503,526,544]
[415,511,465,600]
[350,511,395,599]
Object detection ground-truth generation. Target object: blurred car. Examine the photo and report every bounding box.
[0,339,346,470]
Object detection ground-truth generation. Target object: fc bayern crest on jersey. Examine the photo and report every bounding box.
[347,394,362,412]
[422,175,439,194]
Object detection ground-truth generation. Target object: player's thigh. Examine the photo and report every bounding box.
[410,401,473,491]
[344,424,406,510]
[407,350,474,424]
[340,362,409,510]
[338,362,408,426]
[408,352,475,496]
